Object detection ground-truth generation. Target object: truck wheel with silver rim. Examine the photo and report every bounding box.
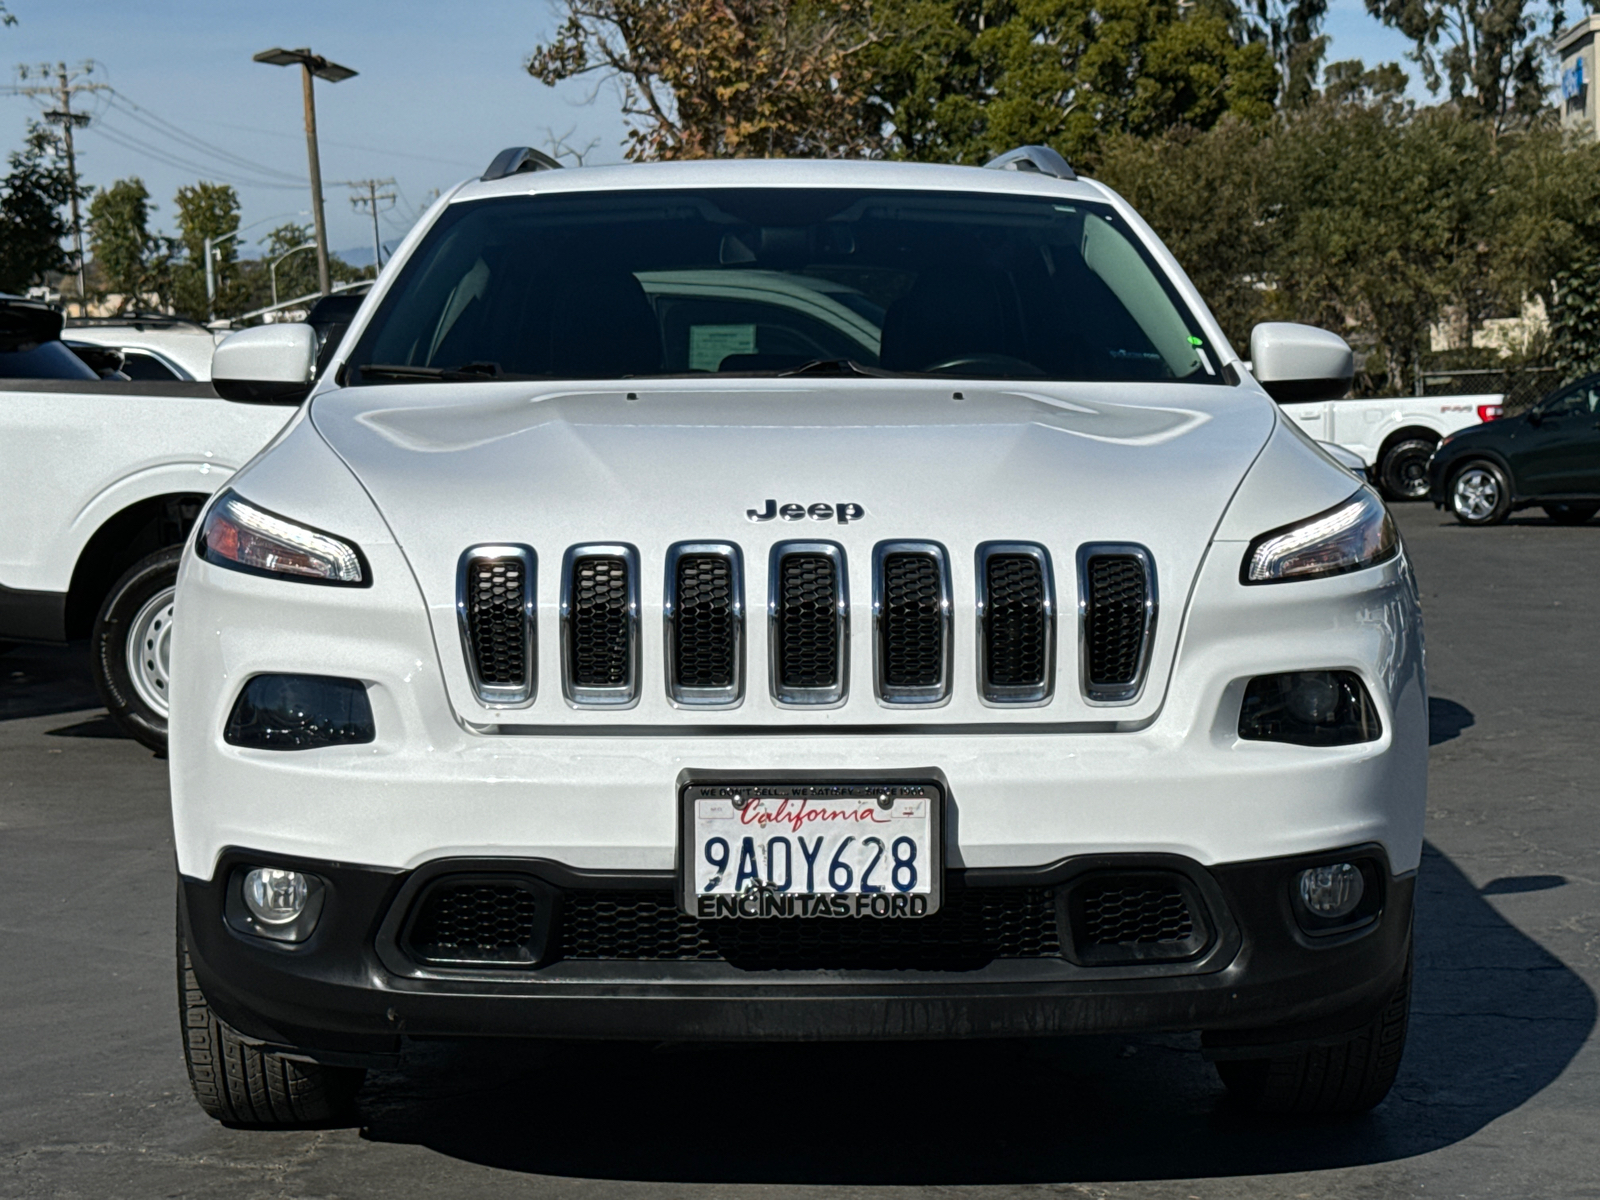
[91,546,181,751]
[1448,460,1511,526]
[1377,437,1436,502]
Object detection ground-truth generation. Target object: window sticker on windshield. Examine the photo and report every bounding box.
[690,324,757,372]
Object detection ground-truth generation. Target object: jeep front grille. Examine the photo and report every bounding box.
[769,542,847,705]
[456,545,535,706]
[1077,545,1156,703]
[975,543,1055,704]
[560,544,640,707]
[873,542,951,704]
[665,543,743,707]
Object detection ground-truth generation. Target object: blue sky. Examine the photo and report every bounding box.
[0,0,1453,259]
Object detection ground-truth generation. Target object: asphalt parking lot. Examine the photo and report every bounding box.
[2,500,1597,1199]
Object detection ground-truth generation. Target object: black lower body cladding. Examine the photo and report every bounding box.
[180,845,1413,1061]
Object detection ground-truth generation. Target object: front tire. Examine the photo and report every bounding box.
[1215,949,1411,1116]
[1378,438,1436,502]
[178,920,364,1127]
[91,547,181,752]
[1448,461,1512,526]
[1542,502,1599,525]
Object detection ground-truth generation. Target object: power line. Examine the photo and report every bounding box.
[204,116,481,170]
[88,117,307,191]
[103,91,305,184]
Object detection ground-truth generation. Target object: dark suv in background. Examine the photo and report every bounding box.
[1429,374,1600,526]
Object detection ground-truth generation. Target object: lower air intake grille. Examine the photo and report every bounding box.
[775,552,840,693]
[569,555,632,688]
[405,878,546,965]
[1062,872,1207,964]
[559,886,1060,971]
[1084,554,1150,692]
[673,554,735,689]
[880,552,944,690]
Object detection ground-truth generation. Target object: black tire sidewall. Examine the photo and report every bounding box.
[1448,460,1512,526]
[1379,439,1436,503]
[91,546,182,752]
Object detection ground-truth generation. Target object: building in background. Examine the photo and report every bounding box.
[1558,16,1600,137]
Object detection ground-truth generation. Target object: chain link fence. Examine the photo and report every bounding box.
[1420,366,1560,416]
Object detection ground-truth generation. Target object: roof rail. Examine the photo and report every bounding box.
[481,146,564,182]
[984,145,1077,181]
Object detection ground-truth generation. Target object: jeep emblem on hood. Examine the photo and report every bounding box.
[747,499,865,524]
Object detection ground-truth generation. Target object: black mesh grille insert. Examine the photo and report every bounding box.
[880,553,943,689]
[559,886,1060,971]
[1085,555,1148,687]
[569,556,631,688]
[406,880,543,964]
[464,557,528,688]
[984,554,1047,688]
[1063,873,1206,964]
[776,553,839,690]
[673,554,735,689]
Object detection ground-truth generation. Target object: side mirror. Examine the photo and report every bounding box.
[1249,323,1353,404]
[211,324,317,405]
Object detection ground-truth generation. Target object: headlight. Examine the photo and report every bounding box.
[1242,489,1397,584]
[198,489,367,585]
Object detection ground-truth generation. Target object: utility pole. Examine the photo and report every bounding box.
[16,61,108,314]
[338,178,395,272]
[253,48,357,298]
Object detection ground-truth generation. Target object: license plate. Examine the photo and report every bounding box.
[680,782,942,918]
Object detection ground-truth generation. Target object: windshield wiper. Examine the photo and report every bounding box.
[356,361,506,383]
[778,358,898,378]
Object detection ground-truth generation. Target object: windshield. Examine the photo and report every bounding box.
[349,188,1221,385]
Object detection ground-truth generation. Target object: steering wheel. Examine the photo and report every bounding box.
[919,352,1046,377]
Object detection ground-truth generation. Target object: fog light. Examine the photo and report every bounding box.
[224,674,374,750]
[225,865,327,943]
[244,868,308,924]
[1297,863,1364,919]
[1238,670,1381,747]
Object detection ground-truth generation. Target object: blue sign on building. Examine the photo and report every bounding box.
[1562,57,1586,100]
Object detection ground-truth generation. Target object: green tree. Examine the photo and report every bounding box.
[172,181,241,319]
[0,123,80,293]
[87,177,172,312]
[1363,0,1554,129]
[1245,0,1329,106]
[871,0,1277,167]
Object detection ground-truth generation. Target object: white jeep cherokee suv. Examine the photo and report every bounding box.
[171,148,1425,1127]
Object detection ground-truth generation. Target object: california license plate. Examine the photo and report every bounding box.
[680,782,942,918]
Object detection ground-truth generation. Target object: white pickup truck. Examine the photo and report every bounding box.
[0,295,297,749]
[1273,390,1504,500]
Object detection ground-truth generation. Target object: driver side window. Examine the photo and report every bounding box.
[1541,383,1599,417]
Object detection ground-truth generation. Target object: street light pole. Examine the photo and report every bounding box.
[253,47,358,299]
[299,62,330,297]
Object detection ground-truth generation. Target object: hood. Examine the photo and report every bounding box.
[310,378,1279,727]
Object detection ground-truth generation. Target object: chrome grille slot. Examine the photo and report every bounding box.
[560,544,640,707]
[664,543,743,707]
[1077,544,1156,704]
[873,541,951,705]
[456,545,535,706]
[768,542,848,706]
[975,543,1055,705]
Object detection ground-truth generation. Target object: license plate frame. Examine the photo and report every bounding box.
[678,781,944,919]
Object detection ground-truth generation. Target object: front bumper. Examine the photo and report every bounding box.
[181,844,1414,1062]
